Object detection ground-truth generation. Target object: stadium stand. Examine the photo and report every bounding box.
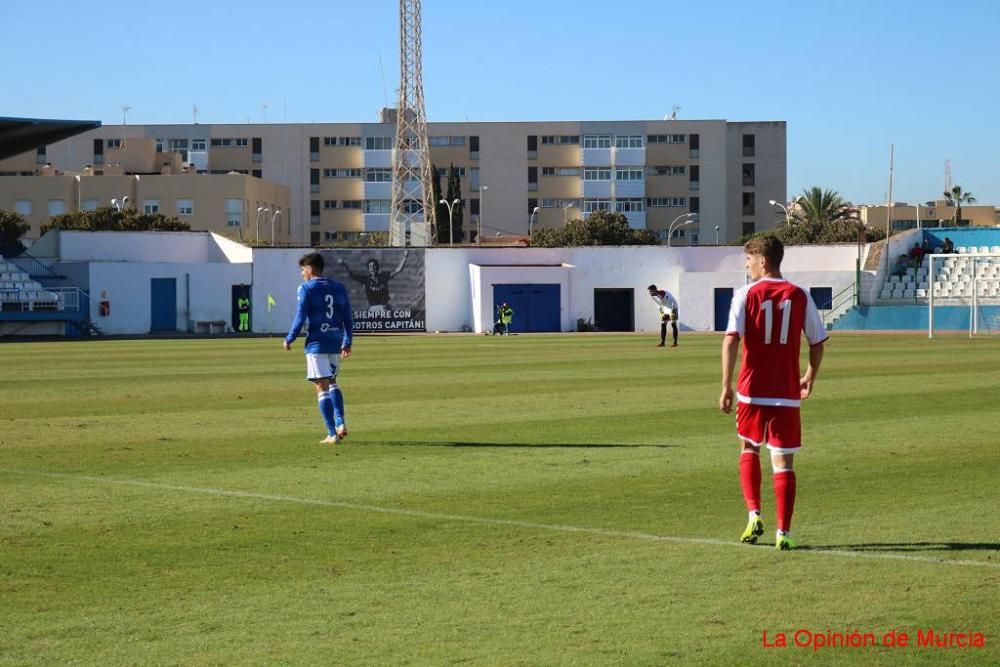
[0,256,62,310]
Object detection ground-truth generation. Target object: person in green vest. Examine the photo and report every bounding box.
[237,295,250,332]
[498,302,513,335]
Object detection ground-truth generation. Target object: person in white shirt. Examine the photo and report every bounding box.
[647,284,679,347]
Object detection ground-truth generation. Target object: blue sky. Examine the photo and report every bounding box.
[4,0,999,205]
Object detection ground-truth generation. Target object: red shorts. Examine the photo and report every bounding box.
[736,402,801,453]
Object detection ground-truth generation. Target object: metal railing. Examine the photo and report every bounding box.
[822,282,859,327]
[0,286,83,312]
[4,249,63,280]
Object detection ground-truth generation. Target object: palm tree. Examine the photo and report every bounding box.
[944,185,976,226]
[792,187,853,225]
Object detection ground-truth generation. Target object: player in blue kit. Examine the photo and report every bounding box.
[284,252,354,445]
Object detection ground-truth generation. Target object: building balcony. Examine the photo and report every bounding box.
[362,213,390,231]
[582,148,612,166]
[614,181,645,198]
[613,147,645,166]
[582,180,612,198]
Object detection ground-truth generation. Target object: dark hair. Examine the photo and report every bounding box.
[299,252,324,274]
[647,284,658,291]
[744,236,784,269]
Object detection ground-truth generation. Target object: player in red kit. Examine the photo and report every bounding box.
[719,236,827,550]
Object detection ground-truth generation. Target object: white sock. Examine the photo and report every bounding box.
[749,510,760,522]
[777,529,790,538]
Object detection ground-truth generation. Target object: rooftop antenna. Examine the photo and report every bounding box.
[192,104,199,124]
[121,105,132,147]
[944,159,952,194]
[262,102,269,123]
[378,55,390,108]
[670,104,680,120]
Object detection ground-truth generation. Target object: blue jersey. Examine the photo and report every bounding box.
[285,277,353,354]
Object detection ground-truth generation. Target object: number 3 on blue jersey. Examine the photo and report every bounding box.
[325,294,335,319]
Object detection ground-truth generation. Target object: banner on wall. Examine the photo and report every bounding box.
[321,248,425,332]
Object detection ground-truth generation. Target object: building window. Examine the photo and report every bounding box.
[310,200,320,225]
[541,135,580,145]
[742,192,755,216]
[47,200,65,216]
[435,167,465,177]
[469,135,479,155]
[615,167,643,181]
[647,197,687,208]
[252,169,262,178]
[689,196,700,214]
[106,139,122,149]
[615,198,645,213]
[364,168,392,182]
[310,168,320,193]
[365,136,393,150]
[364,199,392,214]
[743,134,755,157]
[143,199,160,214]
[155,138,164,152]
[583,199,612,214]
[742,221,756,236]
[646,134,686,144]
[583,168,611,181]
[323,200,338,210]
[614,135,643,148]
[342,200,363,210]
[324,168,362,178]
[82,199,99,211]
[310,137,320,161]
[469,198,480,215]
[689,165,700,190]
[191,139,206,151]
[527,135,538,155]
[583,135,612,149]
[742,163,755,187]
[528,198,538,215]
[15,200,31,216]
[176,199,194,216]
[225,198,243,227]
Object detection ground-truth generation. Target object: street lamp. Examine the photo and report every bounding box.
[563,203,573,225]
[666,212,698,248]
[74,175,82,211]
[478,185,487,246]
[714,225,720,245]
[438,197,461,246]
[529,206,540,240]
[270,209,281,246]
[256,206,269,243]
[768,199,791,226]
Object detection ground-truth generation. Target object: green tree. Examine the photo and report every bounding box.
[944,185,976,226]
[792,187,853,225]
[445,163,463,243]
[531,210,658,247]
[40,206,191,234]
[0,210,31,257]
[431,164,448,244]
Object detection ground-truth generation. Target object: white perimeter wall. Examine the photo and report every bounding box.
[44,231,249,264]
[87,262,251,334]
[115,244,864,335]
[427,245,861,333]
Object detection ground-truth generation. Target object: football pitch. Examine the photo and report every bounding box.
[1,333,998,665]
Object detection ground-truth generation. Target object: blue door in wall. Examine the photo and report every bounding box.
[714,287,734,332]
[493,284,560,332]
[150,278,177,331]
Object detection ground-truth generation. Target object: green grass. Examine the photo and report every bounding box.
[1,333,998,665]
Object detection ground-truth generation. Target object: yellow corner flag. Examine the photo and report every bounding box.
[267,294,276,312]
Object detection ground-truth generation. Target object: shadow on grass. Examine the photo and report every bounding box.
[800,542,1000,553]
[368,441,679,449]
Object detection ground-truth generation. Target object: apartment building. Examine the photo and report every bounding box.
[860,201,1000,231]
[0,116,785,246]
[0,138,290,243]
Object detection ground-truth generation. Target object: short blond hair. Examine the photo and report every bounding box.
[744,236,784,270]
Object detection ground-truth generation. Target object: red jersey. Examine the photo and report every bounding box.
[726,278,827,406]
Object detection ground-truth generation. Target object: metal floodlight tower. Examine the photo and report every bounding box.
[390,0,435,247]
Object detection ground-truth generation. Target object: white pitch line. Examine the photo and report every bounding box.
[3,468,999,570]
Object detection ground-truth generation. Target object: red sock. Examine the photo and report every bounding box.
[739,451,761,512]
[773,471,796,532]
